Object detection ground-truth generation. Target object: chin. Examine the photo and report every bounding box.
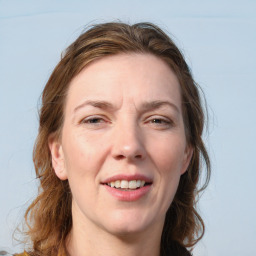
[102,209,157,236]
[106,224,148,238]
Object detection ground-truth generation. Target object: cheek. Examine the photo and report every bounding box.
[62,134,97,200]
[150,136,187,173]
[149,135,187,204]
[63,131,102,173]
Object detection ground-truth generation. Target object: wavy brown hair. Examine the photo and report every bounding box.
[23,22,210,256]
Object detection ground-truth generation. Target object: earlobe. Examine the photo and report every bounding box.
[180,145,193,175]
[48,134,68,180]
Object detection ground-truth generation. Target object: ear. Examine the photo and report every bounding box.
[180,145,193,175]
[48,134,68,180]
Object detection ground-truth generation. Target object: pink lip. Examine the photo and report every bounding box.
[103,184,152,201]
[101,174,152,184]
[101,174,153,202]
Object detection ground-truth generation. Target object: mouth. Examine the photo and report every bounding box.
[101,175,153,201]
[104,179,152,191]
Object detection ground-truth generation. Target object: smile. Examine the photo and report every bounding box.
[107,180,148,190]
[102,175,153,201]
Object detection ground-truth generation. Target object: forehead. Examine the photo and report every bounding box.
[66,53,181,111]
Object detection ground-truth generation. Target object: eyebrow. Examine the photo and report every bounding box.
[140,100,180,114]
[73,99,179,114]
[73,100,116,113]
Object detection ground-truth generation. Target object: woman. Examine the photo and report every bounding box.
[15,22,210,256]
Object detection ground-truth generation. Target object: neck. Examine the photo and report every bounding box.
[66,206,164,256]
[66,229,161,256]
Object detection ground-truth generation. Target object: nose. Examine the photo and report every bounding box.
[111,122,146,161]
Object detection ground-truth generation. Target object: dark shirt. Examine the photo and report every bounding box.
[162,240,192,256]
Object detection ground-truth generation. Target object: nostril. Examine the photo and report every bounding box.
[115,155,126,160]
[114,154,143,161]
[112,145,145,161]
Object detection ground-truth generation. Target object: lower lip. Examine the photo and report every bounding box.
[104,185,151,201]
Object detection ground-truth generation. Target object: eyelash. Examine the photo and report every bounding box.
[80,116,108,126]
[79,115,174,129]
[146,116,173,128]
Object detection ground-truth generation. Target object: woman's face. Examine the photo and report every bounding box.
[50,53,192,236]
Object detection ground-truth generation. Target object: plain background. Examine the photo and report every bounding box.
[1,0,256,255]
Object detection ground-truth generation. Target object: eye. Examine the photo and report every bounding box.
[84,117,104,124]
[80,115,109,128]
[146,116,173,129]
[151,118,168,124]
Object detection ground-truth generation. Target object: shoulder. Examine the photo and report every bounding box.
[14,252,29,256]
[163,241,192,256]
[0,252,29,256]
[175,245,192,256]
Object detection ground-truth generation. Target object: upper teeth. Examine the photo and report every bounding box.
[107,180,146,189]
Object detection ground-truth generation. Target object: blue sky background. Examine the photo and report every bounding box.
[0,0,256,255]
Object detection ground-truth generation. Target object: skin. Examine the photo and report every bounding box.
[49,53,193,256]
